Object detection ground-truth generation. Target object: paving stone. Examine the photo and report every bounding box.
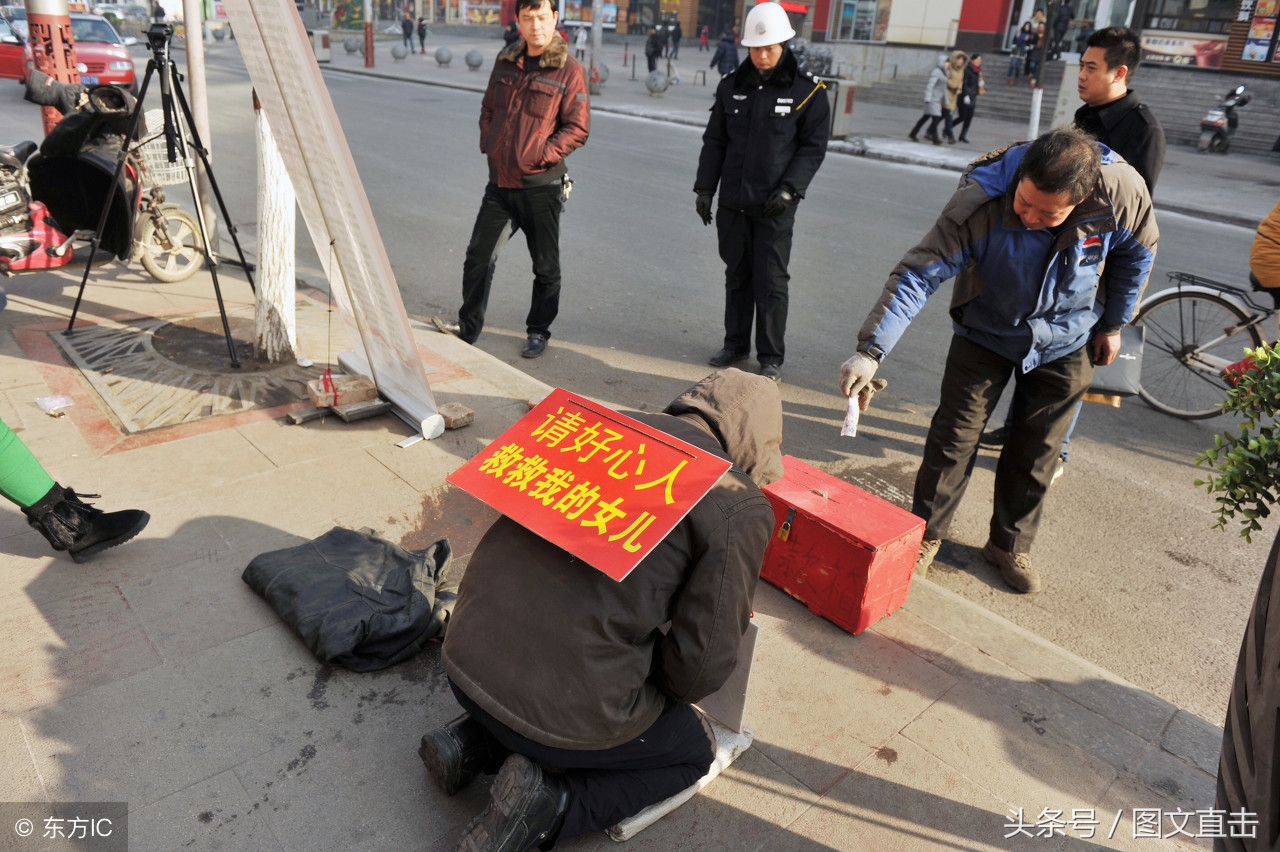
[1160,710,1224,776]
[902,579,1178,741]
[1093,772,1214,850]
[0,716,44,801]
[867,592,961,662]
[749,614,956,794]
[899,680,1118,814]
[127,770,280,852]
[933,639,1151,773]
[783,734,1068,851]
[1128,748,1218,813]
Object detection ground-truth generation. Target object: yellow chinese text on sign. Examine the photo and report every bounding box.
[447,388,732,581]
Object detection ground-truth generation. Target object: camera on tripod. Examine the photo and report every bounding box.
[145,22,174,52]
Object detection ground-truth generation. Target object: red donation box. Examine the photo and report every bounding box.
[761,456,925,634]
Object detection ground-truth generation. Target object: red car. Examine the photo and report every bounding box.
[0,12,136,90]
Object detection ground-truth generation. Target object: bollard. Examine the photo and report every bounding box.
[465,48,483,70]
[435,45,452,66]
[391,43,408,61]
[645,69,669,95]
[343,36,360,54]
[631,53,636,80]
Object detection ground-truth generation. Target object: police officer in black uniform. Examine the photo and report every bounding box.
[694,1,829,383]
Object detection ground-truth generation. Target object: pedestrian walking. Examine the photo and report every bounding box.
[421,370,781,852]
[416,16,427,53]
[709,29,738,77]
[699,23,709,51]
[955,53,984,143]
[670,19,682,58]
[401,13,414,49]
[573,23,587,60]
[941,48,967,143]
[908,54,950,145]
[503,19,520,45]
[1028,22,1046,85]
[1049,0,1075,60]
[151,0,164,21]
[1007,21,1033,84]
[645,24,663,72]
[431,0,590,359]
[694,1,829,383]
[840,127,1158,594]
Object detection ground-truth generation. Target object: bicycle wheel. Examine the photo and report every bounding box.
[138,204,203,283]
[1132,291,1263,420]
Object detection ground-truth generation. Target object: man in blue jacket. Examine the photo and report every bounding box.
[839,127,1157,593]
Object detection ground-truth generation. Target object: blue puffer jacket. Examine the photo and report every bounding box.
[857,141,1159,373]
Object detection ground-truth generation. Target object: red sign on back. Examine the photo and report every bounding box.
[447,388,732,582]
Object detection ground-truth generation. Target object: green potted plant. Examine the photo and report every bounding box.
[1193,342,1280,849]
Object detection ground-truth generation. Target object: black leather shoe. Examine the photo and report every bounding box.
[708,348,748,368]
[760,363,781,382]
[457,754,569,852]
[521,333,549,359]
[432,316,462,337]
[418,713,507,797]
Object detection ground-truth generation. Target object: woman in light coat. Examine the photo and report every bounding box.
[908,54,952,145]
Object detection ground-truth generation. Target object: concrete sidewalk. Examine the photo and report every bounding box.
[0,33,1228,852]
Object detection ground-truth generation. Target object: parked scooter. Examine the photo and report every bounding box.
[1198,84,1251,154]
[1,71,202,282]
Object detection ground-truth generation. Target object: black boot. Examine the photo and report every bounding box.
[22,483,150,563]
[418,713,507,796]
[457,754,569,852]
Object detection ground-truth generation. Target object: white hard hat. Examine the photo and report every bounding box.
[740,2,795,47]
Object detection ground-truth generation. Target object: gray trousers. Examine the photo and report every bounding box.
[912,334,1093,553]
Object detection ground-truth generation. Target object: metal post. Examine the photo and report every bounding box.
[363,0,374,66]
[182,0,219,252]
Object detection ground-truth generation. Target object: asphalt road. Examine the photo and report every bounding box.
[1,47,1269,725]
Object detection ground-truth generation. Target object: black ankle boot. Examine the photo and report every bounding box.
[457,754,569,852]
[418,713,507,796]
[22,483,150,563]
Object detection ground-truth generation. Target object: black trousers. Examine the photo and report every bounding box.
[912,335,1092,553]
[956,99,975,139]
[450,681,715,841]
[715,206,795,366]
[459,182,563,344]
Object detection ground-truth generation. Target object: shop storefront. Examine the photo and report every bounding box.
[1220,0,1280,73]
[1138,0,1234,68]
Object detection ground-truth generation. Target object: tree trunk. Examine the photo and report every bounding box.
[254,95,297,363]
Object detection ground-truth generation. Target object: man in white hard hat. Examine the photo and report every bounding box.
[694,0,829,383]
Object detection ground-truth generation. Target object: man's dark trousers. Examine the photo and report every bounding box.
[716,206,795,366]
[450,681,715,840]
[458,182,563,344]
[912,335,1093,553]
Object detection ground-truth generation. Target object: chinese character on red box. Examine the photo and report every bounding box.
[760,456,925,634]
[448,388,731,582]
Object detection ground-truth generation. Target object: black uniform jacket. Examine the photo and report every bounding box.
[694,49,830,214]
[1074,89,1165,193]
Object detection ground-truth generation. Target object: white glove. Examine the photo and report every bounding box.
[839,351,879,399]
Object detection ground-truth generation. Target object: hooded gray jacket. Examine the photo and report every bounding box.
[442,369,782,750]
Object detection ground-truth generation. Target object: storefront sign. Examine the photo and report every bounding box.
[448,388,732,582]
[1141,31,1228,68]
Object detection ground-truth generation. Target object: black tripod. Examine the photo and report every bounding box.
[66,21,255,368]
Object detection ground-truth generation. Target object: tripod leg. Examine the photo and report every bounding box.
[170,69,256,295]
[67,61,156,335]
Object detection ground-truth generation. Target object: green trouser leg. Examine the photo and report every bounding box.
[0,417,56,509]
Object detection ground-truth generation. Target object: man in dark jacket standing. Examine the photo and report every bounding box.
[645,23,663,72]
[432,0,589,360]
[420,369,782,852]
[695,1,829,383]
[955,53,983,143]
[1074,26,1164,192]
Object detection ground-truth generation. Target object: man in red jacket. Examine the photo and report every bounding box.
[433,0,589,359]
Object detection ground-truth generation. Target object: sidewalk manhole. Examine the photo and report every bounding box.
[52,307,333,434]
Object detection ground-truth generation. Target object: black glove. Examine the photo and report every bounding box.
[763,188,795,217]
[695,192,714,226]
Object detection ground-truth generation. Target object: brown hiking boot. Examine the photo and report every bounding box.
[982,541,1042,593]
[914,538,942,578]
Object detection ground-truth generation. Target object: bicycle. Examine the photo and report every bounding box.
[1131,270,1280,420]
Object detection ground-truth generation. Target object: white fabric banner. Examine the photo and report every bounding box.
[220,0,443,439]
